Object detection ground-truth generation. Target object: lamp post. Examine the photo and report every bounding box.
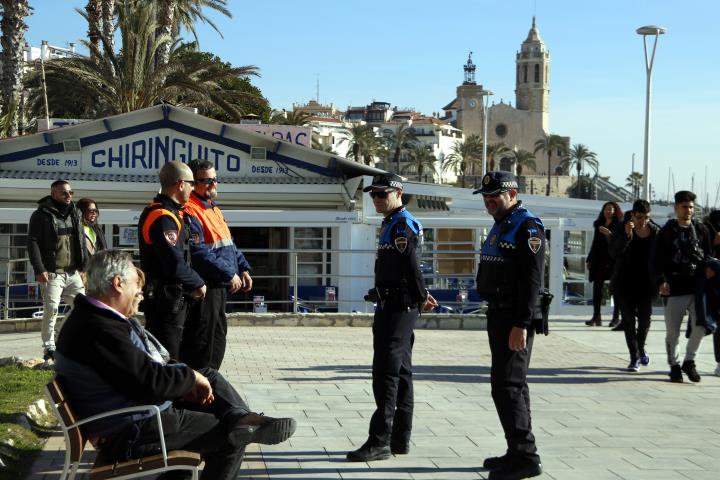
[480,89,494,176]
[637,25,666,201]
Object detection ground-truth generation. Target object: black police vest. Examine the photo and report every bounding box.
[375,208,423,292]
[476,206,543,299]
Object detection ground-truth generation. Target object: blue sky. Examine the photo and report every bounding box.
[24,1,720,203]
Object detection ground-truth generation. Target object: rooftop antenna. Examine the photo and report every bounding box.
[316,74,320,103]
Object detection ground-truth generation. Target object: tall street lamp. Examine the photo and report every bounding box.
[480,89,494,176]
[637,25,666,201]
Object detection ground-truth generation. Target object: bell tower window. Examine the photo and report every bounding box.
[523,65,528,83]
[534,64,540,83]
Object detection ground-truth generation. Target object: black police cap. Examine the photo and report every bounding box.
[363,173,404,192]
[472,171,519,195]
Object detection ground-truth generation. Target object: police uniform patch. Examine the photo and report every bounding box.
[528,236,542,254]
[189,232,200,245]
[164,230,179,246]
[488,234,497,246]
[394,237,408,253]
[483,174,491,185]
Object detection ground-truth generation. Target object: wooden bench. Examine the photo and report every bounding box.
[45,377,201,480]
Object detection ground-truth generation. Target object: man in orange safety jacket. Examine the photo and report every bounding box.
[181,159,253,370]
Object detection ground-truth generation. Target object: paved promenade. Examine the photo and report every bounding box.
[3,317,720,479]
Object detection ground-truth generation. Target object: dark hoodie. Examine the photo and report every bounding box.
[27,195,88,274]
[609,213,660,296]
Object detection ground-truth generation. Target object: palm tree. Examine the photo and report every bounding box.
[85,0,102,62]
[153,0,231,66]
[534,134,567,196]
[270,110,310,125]
[626,171,643,199]
[483,142,510,172]
[102,0,116,52]
[0,0,31,137]
[27,2,259,121]
[402,144,438,182]
[441,135,482,188]
[508,149,536,176]
[383,123,418,174]
[339,124,382,166]
[561,143,598,198]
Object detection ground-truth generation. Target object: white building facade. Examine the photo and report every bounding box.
[0,105,658,318]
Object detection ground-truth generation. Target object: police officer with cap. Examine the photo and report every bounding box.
[474,171,545,480]
[347,173,438,462]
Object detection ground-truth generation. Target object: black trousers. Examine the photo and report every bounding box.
[592,280,619,320]
[714,328,720,363]
[181,287,228,370]
[95,368,251,480]
[368,303,417,446]
[143,297,189,360]
[617,294,652,361]
[487,310,540,464]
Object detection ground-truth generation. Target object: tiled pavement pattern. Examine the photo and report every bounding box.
[2,317,719,479]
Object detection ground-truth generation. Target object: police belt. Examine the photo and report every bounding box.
[486,297,516,311]
[376,286,408,299]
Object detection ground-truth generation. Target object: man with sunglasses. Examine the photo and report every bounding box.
[138,161,206,360]
[474,171,544,480]
[27,180,89,361]
[181,159,253,370]
[347,173,437,462]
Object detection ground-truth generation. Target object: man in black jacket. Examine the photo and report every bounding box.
[27,180,88,361]
[609,200,659,372]
[138,161,206,359]
[55,249,296,480]
[655,190,712,382]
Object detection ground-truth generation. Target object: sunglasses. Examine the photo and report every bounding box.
[86,208,99,214]
[369,191,391,199]
[179,179,195,186]
[196,177,219,185]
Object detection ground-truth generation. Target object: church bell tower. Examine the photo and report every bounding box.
[515,17,550,114]
[456,51,486,136]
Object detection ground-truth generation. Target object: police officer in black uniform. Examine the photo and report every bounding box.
[138,161,206,359]
[347,173,438,462]
[474,172,545,480]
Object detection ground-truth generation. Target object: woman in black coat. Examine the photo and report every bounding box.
[585,201,623,326]
[703,209,720,376]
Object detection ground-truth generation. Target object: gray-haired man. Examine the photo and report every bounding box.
[54,249,296,479]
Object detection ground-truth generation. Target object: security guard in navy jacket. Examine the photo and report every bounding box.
[138,161,206,359]
[347,174,437,463]
[474,171,545,480]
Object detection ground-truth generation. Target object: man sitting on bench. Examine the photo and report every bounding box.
[54,249,296,479]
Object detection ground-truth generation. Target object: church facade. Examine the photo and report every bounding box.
[444,18,568,179]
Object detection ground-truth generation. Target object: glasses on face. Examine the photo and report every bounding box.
[369,191,390,199]
[195,177,218,185]
[86,208,99,214]
[179,179,195,186]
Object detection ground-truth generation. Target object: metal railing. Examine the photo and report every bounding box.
[1,248,482,320]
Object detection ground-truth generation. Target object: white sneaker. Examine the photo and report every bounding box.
[715,363,720,377]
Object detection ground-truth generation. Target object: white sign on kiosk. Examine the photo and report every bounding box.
[253,295,267,313]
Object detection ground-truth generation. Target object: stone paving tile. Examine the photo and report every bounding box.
[4,316,719,479]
